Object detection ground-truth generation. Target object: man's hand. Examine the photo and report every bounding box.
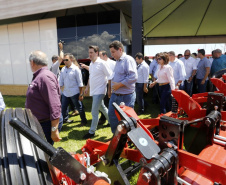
[79,95,84,101]
[81,64,89,71]
[143,87,148,93]
[84,87,89,95]
[58,42,63,50]
[108,90,112,98]
[188,76,193,82]
[112,82,123,91]
[201,79,205,85]
[149,82,156,88]
[51,129,62,142]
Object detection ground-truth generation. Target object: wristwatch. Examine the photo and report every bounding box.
[51,126,57,132]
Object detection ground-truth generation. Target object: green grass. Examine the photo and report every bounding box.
[3,92,159,185]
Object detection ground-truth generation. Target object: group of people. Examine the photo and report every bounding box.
[149,48,226,114]
[25,40,139,145]
[14,41,226,146]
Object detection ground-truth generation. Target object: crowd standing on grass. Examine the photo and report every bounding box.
[16,41,226,144]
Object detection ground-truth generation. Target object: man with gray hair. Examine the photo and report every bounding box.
[26,50,63,145]
[210,49,226,75]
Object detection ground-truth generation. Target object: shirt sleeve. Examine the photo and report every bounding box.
[59,67,64,87]
[75,68,84,87]
[121,57,138,87]
[142,65,149,83]
[39,75,61,121]
[0,93,5,112]
[102,62,112,80]
[178,61,186,81]
[166,66,175,90]
[205,59,211,68]
[192,58,197,70]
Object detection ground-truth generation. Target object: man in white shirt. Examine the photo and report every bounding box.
[99,50,116,73]
[0,92,5,112]
[180,50,197,96]
[135,53,149,115]
[168,51,186,89]
[98,50,116,125]
[83,46,112,139]
[59,53,87,124]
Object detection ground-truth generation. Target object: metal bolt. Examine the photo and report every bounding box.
[142,172,152,183]
[120,102,125,108]
[117,124,124,132]
[140,158,147,166]
[80,173,86,181]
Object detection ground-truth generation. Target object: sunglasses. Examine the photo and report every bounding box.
[157,58,162,61]
[63,59,69,62]
[184,55,190,57]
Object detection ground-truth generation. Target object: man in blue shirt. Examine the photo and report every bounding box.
[210,49,226,76]
[196,49,211,93]
[59,53,87,125]
[108,41,138,134]
[168,51,186,89]
[135,52,149,115]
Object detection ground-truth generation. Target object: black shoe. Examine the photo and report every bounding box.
[64,119,73,123]
[83,132,95,139]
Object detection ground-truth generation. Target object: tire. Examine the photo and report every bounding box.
[0,108,55,185]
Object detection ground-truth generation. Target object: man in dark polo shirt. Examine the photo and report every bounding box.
[26,50,63,145]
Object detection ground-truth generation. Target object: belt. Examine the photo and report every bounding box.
[158,82,169,86]
[39,118,50,123]
[114,92,133,96]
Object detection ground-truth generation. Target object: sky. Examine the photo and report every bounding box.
[144,43,226,57]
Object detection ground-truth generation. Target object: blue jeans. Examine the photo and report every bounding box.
[136,83,145,112]
[197,79,207,93]
[159,84,171,114]
[40,114,63,145]
[184,80,193,96]
[61,93,87,123]
[108,92,136,134]
[89,94,109,134]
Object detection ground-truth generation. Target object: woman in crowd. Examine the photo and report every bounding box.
[150,52,175,113]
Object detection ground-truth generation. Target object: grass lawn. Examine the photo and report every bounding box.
[3,92,159,184]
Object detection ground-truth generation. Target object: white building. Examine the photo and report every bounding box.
[0,0,131,95]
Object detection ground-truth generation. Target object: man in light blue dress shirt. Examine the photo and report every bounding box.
[108,41,138,134]
[135,52,149,115]
[168,51,186,89]
[59,53,87,124]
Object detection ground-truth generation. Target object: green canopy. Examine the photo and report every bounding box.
[143,0,226,38]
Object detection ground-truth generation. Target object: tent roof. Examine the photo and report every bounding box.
[143,0,226,38]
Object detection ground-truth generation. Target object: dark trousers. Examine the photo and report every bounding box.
[152,83,160,104]
[159,84,171,114]
[184,80,193,96]
[197,79,207,93]
[61,93,87,123]
[135,83,146,112]
[40,114,63,145]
